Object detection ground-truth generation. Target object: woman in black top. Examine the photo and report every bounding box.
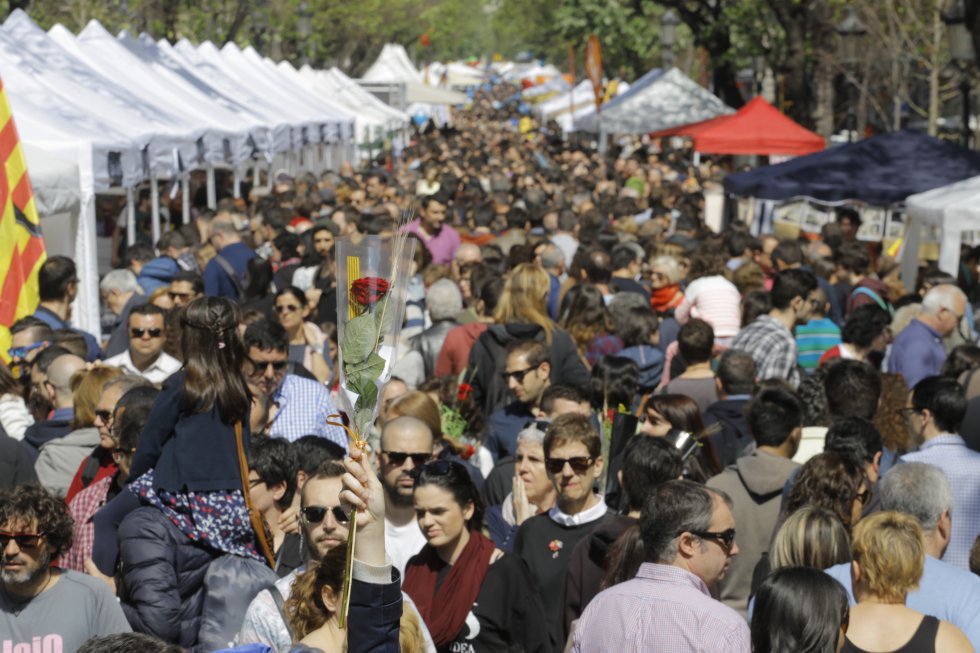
[402,460,552,653]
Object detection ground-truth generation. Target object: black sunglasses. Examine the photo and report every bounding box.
[545,456,594,475]
[248,359,289,373]
[690,528,737,549]
[408,459,466,480]
[301,505,349,525]
[501,363,542,384]
[0,531,45,549]
[275,304,300,314]
[131,328,164,338]
[95,409,114,425]
[382,451,432,467]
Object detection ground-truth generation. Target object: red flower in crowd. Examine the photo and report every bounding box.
[351,277,390,305]
[457,383,474,402]
[461,444,476,460]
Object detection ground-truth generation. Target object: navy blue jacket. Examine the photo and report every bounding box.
[204,242,254,298]
[127,371,250,492]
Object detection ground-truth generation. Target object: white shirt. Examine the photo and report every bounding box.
[548,496,609,527]
[104,350,182,385]
[385,515,428,579]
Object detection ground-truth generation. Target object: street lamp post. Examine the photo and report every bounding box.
[297,1,313,67]
[942,0,976,147]
[836,6,868,142]
[660,9,680,69]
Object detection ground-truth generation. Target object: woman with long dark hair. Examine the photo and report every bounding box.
[751,566,850,653]
[274,286,329,383]
[638,393,720,480]
[127,296,266,562]
[402,460,550,652]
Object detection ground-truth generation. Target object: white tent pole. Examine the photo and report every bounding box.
[206,165,217,209]
[126,187,136,247]
[233,167,242,199]
[181,175,191,225]
[150,176,161,246]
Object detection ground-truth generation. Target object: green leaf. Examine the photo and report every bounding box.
[341,312,377,365]
[373,296,396,340]
[352,378,380,432]
[346,352,387,380]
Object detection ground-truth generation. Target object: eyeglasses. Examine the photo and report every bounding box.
[247,358,288,374]
[94,409,114,426]
[301,505,349,525]
[8,340,49,361]
[545,456,594,475]
[408,459,464,480]
[855,487,872,504]
[382,451,432,468]
[275,304,300,314]
[899,407,921,420]
[0,532,46,550]
[502,363,542,384]
[689,528,737,550]
[131,327,164,339]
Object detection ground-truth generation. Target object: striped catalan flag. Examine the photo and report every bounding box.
[0,76,46,362]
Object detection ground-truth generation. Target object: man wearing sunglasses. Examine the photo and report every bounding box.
[486,340,551,462]
[8,317,54,383]
[513,412,611,647]
[378,416,435,578]
[571,480,748,653]
[103,305,180,385]
[1,484,131,649]
[242,321,346,448]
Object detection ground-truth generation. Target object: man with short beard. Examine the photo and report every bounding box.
[1,484,130,648]
[377,416,434,577]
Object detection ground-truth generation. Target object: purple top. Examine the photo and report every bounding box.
[887,318,946,388]
[401,219,461,265]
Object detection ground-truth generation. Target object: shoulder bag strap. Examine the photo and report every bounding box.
[269,585,295,641]
[213,254,246,300]
[235,421,276,568]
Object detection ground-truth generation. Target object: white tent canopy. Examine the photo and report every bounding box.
[574,67,733,134]
[903,175,980,277]
[361,43,469,105]
[537,80,596,119]
[423,61,485,88]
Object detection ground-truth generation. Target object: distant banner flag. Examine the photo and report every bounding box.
[0,76,46,361]
[584,35,603,112]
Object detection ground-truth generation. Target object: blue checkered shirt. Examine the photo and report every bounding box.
[731,315,801,388]
[901,434,980,570]
[268,374,347,451]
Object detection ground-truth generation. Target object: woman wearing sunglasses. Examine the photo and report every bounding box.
[273,286,329,384]
[403,460,551,653]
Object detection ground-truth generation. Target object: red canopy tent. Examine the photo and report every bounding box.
[651,97,825,156]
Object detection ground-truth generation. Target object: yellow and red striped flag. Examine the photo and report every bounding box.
[0,76,46,361]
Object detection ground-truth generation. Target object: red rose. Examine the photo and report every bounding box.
[457,383,473,402]
[350,277,390,305]
[461,444,476,460]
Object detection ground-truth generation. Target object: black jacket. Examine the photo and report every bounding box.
[703,398,754,469]
[0,432,38,488]
[127,371,251,492]
[118,506,218,647]
[468,323,588,415]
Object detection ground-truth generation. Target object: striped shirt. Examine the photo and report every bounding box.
[796,317,842,372]
[901,434,980,569]
[675,275,742,339]
[571,563,751,653]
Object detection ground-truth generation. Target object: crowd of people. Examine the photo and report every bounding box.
[4,79,980,653]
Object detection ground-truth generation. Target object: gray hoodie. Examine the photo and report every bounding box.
[707,450,800,617]
[35,426,100,497]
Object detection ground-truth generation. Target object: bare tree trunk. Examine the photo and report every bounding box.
[929,1,942,136]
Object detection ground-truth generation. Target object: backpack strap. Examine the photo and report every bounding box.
[269,585,294,641]
[213,254,246,300]
[80,455,101,489]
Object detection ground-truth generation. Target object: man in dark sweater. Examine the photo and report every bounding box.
[513,412,611,650]
[203,217,254,299]
[560,436,684,645]
[703,350,758,468]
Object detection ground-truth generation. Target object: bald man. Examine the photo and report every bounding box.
[21,354,86,460]
[377,416,435,577]
[33,354,99,496]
